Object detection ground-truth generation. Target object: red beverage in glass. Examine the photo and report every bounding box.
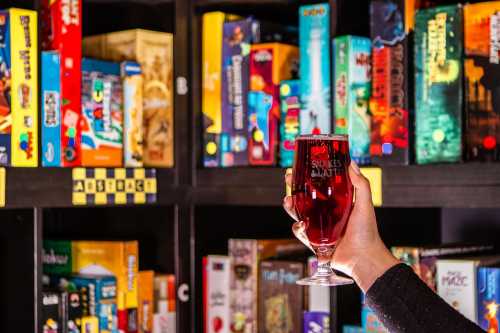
[292,134,353,255]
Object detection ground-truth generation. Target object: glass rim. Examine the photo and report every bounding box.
[295,134,348,141]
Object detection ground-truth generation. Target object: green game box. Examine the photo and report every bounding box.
[414,5,463,164]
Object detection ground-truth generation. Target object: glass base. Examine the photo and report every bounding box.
[296,274,354,287]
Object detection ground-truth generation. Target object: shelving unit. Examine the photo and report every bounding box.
[2,0,500,332]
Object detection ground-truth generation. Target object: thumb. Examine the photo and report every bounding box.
[349,161,373,208]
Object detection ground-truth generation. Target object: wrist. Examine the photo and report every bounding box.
[351,243,399,293]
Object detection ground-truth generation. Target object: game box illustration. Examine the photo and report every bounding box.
[464,2,500,161]
[258,260,304,333]
[414,5,463,164]
[370,0,413,165]
[279,80,300,168]
[299,4,331,135]
[334,35,372,165]
[248,43,298,165]
[477,266,500,332]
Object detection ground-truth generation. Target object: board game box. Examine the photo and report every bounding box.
[370,0,414,165]
[437,256,500,323]
[258,260,304,333]
[333,35,372,165]
[477,265,500,332]
[43,240,139,332]
[154,274,176,314]
[83,29,174,168]
[122,61,144,167]
[72,275,118,333]
[42,291,62,333]
[41,0,82,167]
[220,18,253,167]
[392,244,494,291]
[248,43,298,165]
[303,312,330,333]
[299,4,331,135]
[81,58,123,167]
[0,8,38,167]
[279,80,300,168]
[362,305,388,333]
[464,2,500,161]
[203,256,231,333]
[414,5,463,164]
[138,271,154,333]
[228,239,305,333]
[41,51,62,167]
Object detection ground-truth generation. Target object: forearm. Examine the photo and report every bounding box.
[365,264,483,333]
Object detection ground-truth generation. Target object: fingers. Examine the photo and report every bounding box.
[349,161,372,206]
[285,170,292,188]
[283,196,298,221]
[292,221,314,252]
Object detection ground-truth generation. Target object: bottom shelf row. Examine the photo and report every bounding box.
[42,239,176,333]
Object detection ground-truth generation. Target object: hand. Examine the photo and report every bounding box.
[283,161,398,292]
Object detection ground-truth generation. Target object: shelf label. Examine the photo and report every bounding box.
[360,167,382,207]
[0,168,5,207]
[72,168,157,206]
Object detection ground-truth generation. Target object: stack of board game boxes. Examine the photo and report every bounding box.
[203,239,334,333]
[201,0,500,168]
[42,240,176,333]
[0,1,175,168]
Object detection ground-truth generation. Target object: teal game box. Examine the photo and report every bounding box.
[299,3,331,135]
[414,5,463,164]
[333,35,372,165]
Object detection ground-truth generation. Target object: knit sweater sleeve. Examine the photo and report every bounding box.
[365,263,484,333]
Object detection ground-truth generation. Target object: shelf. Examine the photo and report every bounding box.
[4,168,181,208]
[194,164,500,208]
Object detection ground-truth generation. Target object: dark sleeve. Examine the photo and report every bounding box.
[365,263,484,333]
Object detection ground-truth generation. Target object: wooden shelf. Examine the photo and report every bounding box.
[194,164,500,208]
[4,168,181,208]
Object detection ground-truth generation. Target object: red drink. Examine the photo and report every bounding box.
[292,135,353,251]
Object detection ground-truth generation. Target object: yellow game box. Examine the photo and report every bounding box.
[82,29,173,168]
[0,8,38,166]
[138,270,154,333]
[71,241,138,311]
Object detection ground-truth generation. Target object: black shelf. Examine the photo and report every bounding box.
[194,164,500,208]
[5,168,182,208]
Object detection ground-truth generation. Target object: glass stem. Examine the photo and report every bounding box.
[315,260,334,277]
[315,246,335,277]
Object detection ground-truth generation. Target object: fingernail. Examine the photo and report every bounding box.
[351,160,361,175]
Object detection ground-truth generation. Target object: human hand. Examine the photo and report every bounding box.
[283,162,398,292]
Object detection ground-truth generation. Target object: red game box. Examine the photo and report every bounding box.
[41,0,82,167]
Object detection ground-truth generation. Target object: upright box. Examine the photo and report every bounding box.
[153,274,176,314]
[83,29,174,167]
[248,43,298,165]
[414,5,463,164]
[203,256,231,333]
[202,12,226,167]
[370,0,414,165]
[437,256,500,323]
[220,18,253,167]
[228,239,304,333]
[333,35,372,165]
[258,260,304,333]
[138,271,154,333]
[307,257,330,313]
[299,4,331,135]
[41,51,62,166]
[72,275,118,333]
[43,240,139,333]
[477,266,500,332]
[122,61,144,167]
[81,58,123,167]
[279,80,300,168]
[42,291,62,333]
[0,8,38,167]
[464,2,500,161]
[41,0,82,167]
[361,306,388,333]
[392,244,494,291]
[303,312,330,333]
